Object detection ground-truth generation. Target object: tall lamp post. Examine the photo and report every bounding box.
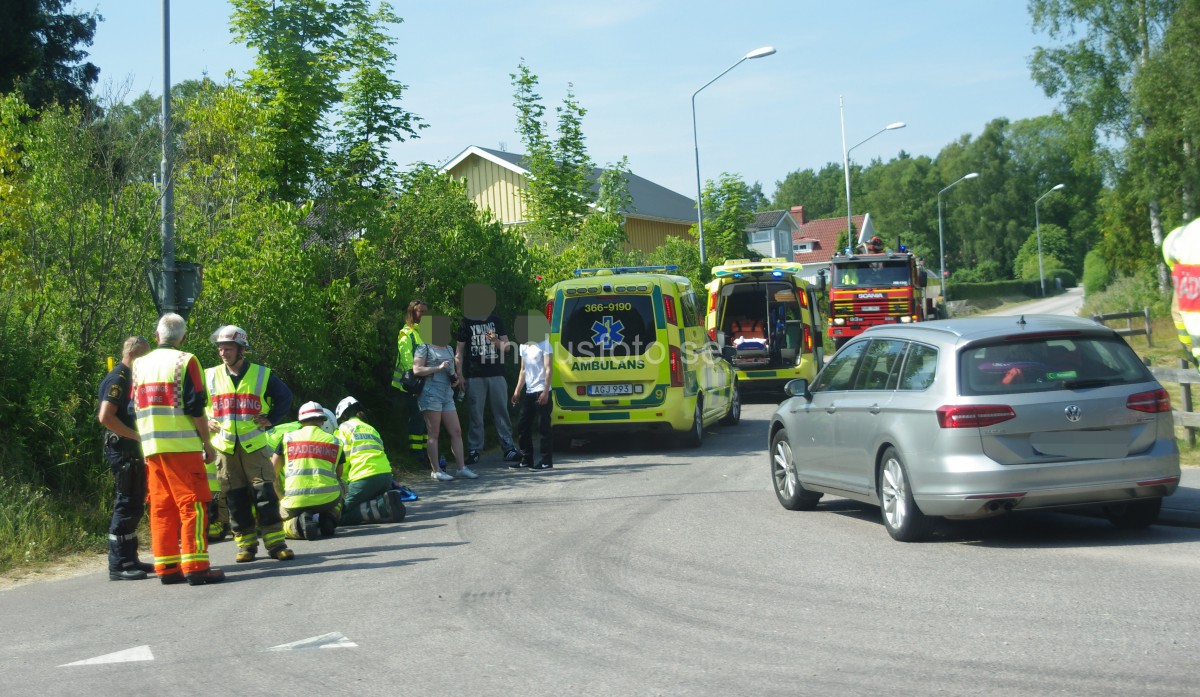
[840,96,904,247]
[1035,183,1065,297]
[692,45,776,264]
[937,172,979,304]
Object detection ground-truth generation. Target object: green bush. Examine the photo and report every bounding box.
[1079,272,1171,318]
[1083,249,1111,295]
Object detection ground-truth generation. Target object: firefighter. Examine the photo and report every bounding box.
[391,300,432,466]
[1163,221,1200,366]
[205,325,294,563]
[274,401,344,541]
[335,396,407,526]
[130,313,225,585]
[97,335,154,581]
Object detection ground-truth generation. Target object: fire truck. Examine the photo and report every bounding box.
[826,239,931,348]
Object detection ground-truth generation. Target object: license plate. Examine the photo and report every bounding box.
[588,383,633,396]
[861,305,881,312]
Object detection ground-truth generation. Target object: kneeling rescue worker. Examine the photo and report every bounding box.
[275,401,345,541]
[335,396,407,525]
[205,324,294,563]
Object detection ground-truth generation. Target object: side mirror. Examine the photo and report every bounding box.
[816,269,827,293]
[783,378,812,402]
[915,271,927,288]
[721,345,737,362]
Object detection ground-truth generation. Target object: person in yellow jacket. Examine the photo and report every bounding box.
[392,300,434,467]
[205,324,294,563]
[273,401,344,541]
[335,396,407,525]
[1163,221,1200,366]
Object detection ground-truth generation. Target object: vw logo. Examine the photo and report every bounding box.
[1065,405,1082,422]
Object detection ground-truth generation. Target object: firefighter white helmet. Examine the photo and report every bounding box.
[211,324,250,349]
[335,396,360,422]
[297,401,326,423]
[321,408,337,435]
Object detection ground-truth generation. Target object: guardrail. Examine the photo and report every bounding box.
[1092,307,1152,347]
[1150,360,1200,446]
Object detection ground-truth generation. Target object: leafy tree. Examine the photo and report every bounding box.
[1029,0,1177,289]
[510,61,595,242]
[0,0,100,110]
[1014,222,1071,280]
[698,172,755,265]
[771,162,845,218]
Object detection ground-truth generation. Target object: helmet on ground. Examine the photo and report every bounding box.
[335,396,360,422]
[211,325,249,348]
[321,408,337,435]
[298,401,326,423]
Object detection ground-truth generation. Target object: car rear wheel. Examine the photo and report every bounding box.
[720,380,741,425]
[879,447,933,542]
[1104,498,1162,530]
[681,398,704,447]
[770,429,821,510]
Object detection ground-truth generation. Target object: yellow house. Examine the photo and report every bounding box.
[440,145,697,253]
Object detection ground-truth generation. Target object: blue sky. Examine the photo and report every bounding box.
[85,1,1060,201]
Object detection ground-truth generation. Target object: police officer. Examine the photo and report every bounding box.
[97,335,154,581]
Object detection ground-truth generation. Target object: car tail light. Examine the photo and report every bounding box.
[669,345,684,387]
[545,299,554,323]
[1127,388,1171,413]
[576,386,586,396]
[663,296,677,325]
[936,404,1016,428]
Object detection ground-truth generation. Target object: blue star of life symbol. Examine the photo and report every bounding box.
[591,316,625,348]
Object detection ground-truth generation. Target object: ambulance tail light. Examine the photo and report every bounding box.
[545,299,553,323]
[803,324,812,353]
[663,296,677,326]
[708,328,716,342]
[669,346,684,387]
[708,291,717,313]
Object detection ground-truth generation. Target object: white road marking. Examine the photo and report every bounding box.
[59,645,154,667]
[267,632,358,651]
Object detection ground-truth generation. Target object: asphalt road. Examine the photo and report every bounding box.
[3,399,1200,696]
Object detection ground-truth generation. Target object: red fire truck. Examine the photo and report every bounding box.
[826,241,932,348]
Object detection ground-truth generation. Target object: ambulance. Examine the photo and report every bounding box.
[547,266,739,447]
[705,258,824,392]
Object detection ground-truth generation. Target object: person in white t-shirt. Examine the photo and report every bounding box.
[510,312,554,470]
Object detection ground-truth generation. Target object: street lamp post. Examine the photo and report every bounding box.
[1035,183,1065,297]
[692,45,776,264]
[937,172,979,305]
[840,96,904,247]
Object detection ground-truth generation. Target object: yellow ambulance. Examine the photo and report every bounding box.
[547,266,739,447]
[705,258,824,392]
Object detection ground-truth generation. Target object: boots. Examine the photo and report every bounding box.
[235,544,258,563]
[385,490,407,522]
[185,568,226,585]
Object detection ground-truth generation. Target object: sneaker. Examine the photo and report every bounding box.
[267,544,294,561]
[503,448,523,462]
[455,466,479,479]
[464,450,481,465]
[185,568,226,586]
[235,546,258,563]
[509,461,531,470]
[530,461,553,471]
[302,513,320,541]
[431,470,454,482]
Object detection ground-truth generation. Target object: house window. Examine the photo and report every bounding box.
[750,231,771,244]
[793,242,812,254]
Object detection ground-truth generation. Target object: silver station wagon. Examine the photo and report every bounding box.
[769,315,1181,541]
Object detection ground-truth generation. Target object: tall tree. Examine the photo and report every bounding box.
[771,162,845,219]
[0,0,100,110]
[1029,0,1177,289]
[698,172,755,264]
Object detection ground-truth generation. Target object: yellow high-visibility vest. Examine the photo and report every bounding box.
[132,348,202,456]
[205,363,271,453]
[280,425,342,510]
[337,418,392,482]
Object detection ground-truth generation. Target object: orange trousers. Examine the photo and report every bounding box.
[146,451,213,575]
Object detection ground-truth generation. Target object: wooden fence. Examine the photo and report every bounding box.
[1150,360,1200,446]
[1092,307,1152,347]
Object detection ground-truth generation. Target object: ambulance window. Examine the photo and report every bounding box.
[558,296,657,357]
[679,291,701,327]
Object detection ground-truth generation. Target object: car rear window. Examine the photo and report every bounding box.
[559,295,657,357]
[958,335,1153,395]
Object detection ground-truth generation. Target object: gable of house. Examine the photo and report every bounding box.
[440,145,696,253]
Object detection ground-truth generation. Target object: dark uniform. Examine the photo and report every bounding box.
[98,362,153,577]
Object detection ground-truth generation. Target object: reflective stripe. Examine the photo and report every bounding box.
[108,532,137,542]
[132,349,202,456]
[155,554,182,565]
[287,484,342,496]
[348,443,383,454]
[287,468,335,477]
[140,429,200,441]
[181,552,209,563]
[206,363,271,453]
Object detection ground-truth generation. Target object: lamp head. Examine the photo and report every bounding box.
[745,46,776,60]
[963,172,980,180]
[1051,183,1065,192]
[885,122,906,130]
